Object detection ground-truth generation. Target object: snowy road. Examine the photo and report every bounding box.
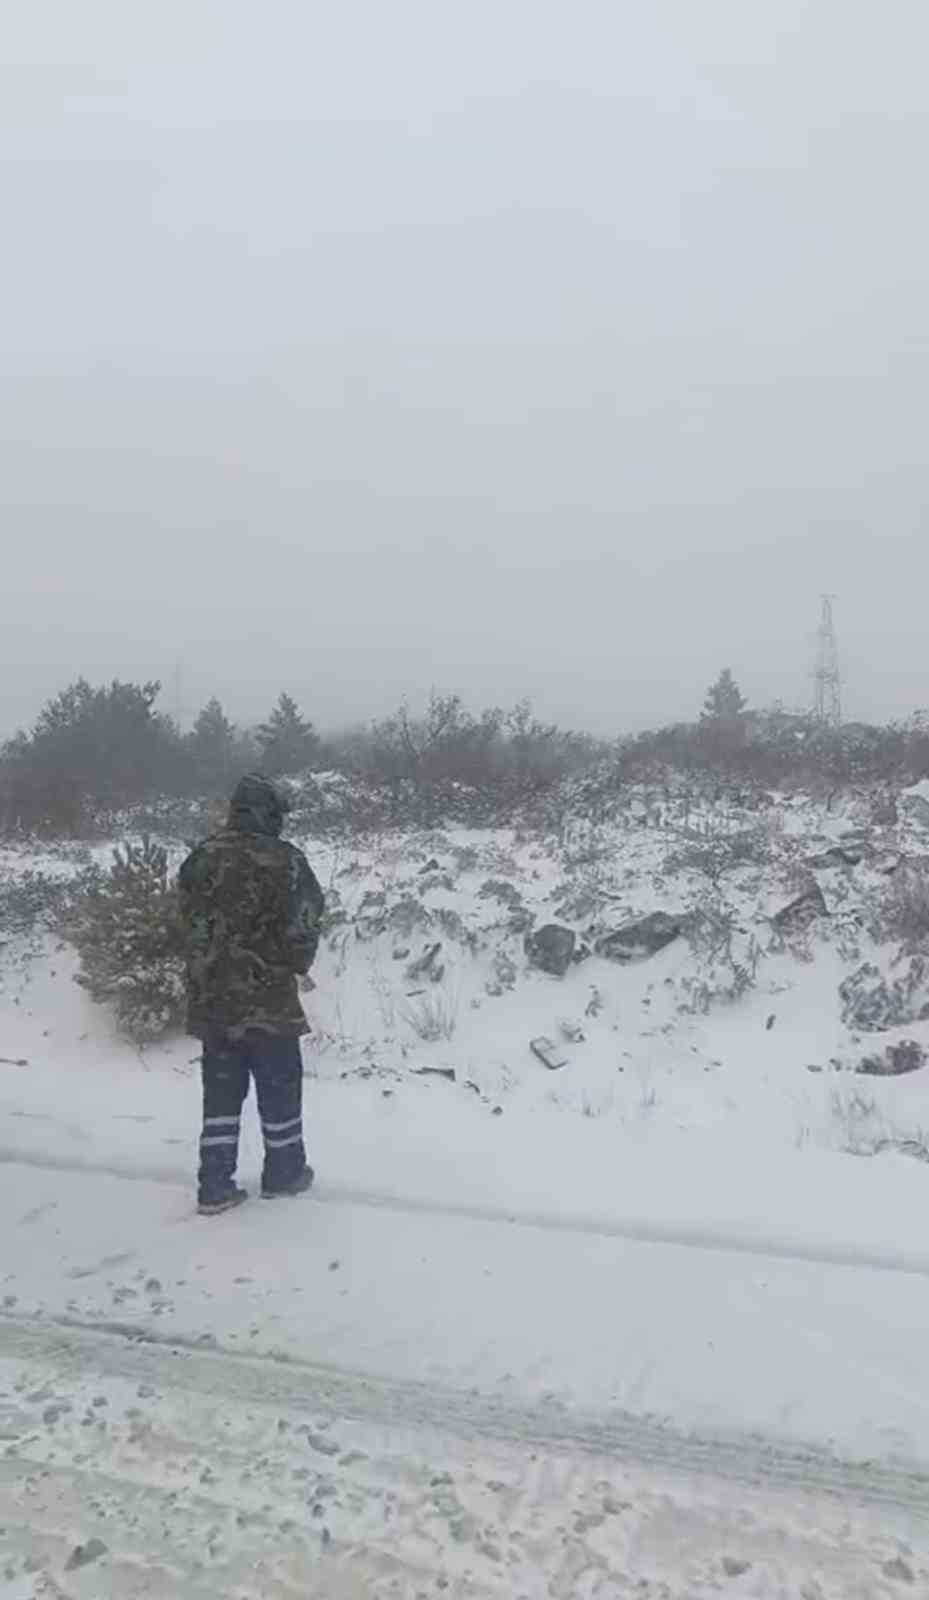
[2,1158,929,1596]
[1,1315,927,1599]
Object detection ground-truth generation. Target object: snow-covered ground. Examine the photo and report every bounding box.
[3,783,929,1593]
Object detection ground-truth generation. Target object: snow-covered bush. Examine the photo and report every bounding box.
[66,836,185,1043]
[664,821,771,887]
[882,864,929,952]
[0,867,83,941]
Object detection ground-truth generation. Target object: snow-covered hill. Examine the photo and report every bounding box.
[5,779,929,1221]
[3,781,929,1592]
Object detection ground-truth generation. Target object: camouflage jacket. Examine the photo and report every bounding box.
[177,804,325,1041]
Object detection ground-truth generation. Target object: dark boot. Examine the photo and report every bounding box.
[262,1165,314,1200]
[198,1184,249,1217]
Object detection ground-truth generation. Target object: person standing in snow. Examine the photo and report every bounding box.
[177,774,325,1215]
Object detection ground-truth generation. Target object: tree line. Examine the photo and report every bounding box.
[0,682,320,834]
[2,667,927,837]
[0,678,602,835]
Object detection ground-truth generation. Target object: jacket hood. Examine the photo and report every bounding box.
[227,773,291,838]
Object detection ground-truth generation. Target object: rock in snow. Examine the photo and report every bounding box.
[806,845,863,869]
[530,1036,569,1070]
[857,1039,926,1077]
[527,924,576,977]
[65,1539,108,1572]
[772,884,828,928]
[595,912,682,963]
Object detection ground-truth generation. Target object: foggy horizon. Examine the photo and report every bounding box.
[4,2,928,742]
[0,625,910,747]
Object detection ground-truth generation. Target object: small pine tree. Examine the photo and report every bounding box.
[701,668,747,723]
[67,837,186,1043]
[191,696,234,747]
[187,697,238,795]
[256,692,319,777]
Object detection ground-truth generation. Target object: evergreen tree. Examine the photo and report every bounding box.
[0,678,180,832]
[68,837,185,1042]
[187,697,238,794]
[701,668,747,723]
[256,692,319,777]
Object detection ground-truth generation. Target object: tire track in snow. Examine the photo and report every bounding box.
[2,1144,929,1279]
[2,1314,929,1513]
[1,1317,926,1599]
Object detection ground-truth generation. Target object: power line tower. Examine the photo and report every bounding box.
[813,594,842,728]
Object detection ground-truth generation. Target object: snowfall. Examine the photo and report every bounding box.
[2,777,929,1596]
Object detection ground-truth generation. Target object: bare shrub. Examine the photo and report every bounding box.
[560,817,614,869]
[478,878,525,910]
[638,1083,659,1117]
[823,1084,929,1162]
[678,903,763,1013]
[387,894,433,940]
[452,844,481,873]
[665,822,771,887]
[434,907,478,950]
[403,989,458,1042]
[334,693,606,827]
[828,1085,883,1155]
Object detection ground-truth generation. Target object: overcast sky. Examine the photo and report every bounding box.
[2,1,927,739]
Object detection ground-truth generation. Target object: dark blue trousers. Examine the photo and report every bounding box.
[198,1031,307,1202]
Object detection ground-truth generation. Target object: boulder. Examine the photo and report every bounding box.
[527,924,576,977]
[595,912,682,963]
[772,884,828,929]
[806,846,863,870]
[857,1039,926,1077]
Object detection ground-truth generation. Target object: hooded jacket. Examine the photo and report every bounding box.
[177,774,325,1039]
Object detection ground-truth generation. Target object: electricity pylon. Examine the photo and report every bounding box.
[813,595,842,728]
